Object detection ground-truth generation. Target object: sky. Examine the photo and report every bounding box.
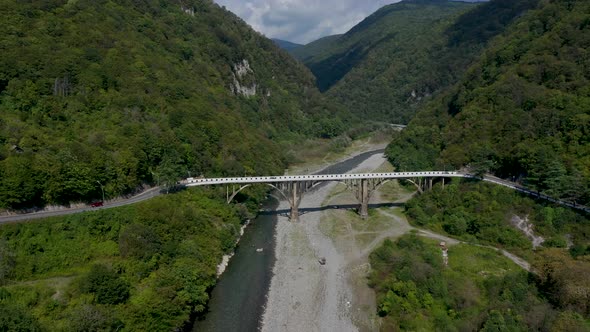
[213,0,400,44]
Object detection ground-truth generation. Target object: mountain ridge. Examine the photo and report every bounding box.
[387,0,590,205]
[0,0,348,209]
[271,38,302,51]
[293,0,538,124]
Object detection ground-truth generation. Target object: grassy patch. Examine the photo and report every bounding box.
[369,234,567,331]
[447,244,520,277]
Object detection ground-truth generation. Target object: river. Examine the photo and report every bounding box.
[192,149,385,332]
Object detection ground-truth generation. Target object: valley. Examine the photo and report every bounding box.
[0,0,589,331]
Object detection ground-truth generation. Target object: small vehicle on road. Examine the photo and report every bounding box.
[90,201,104,207]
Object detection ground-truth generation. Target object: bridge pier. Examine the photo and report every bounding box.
[212,172,464,222]
[359,179,369,219]
[427,177,433,191]
[290,182,301,221]
[345,178,382,220]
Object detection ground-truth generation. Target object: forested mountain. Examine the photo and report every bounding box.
[0,0,349,210]
[295,0,539,123]
[271,38,302,51]
[0,0,351,329]
[387,0,590,206]
[289,34,342,61]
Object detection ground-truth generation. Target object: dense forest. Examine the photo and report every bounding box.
[368,179,590,330]
[0,0,352,210]
[271,38,302,51]
[0,187,262,330]
[288,34,342,63]
[387,0,590,206]
[370,233,590,331]
[292,0,539,123]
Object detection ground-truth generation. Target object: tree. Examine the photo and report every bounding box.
[535,249,590,316]
[0,156,41,209]
[118,224,160,260]
[80,264,130,305]
[0,240,15,285]
[69,304,122,332]
[481,310,508,332]
[0,303,43,332]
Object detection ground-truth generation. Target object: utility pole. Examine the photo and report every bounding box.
[96,180,105,202]
[150,170,160,186]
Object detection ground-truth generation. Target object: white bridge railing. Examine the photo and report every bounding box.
[182,171,465,186]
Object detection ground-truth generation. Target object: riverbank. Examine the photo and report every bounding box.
[261,153,388,331]
[261,151,535,331]
[285,137,389,175]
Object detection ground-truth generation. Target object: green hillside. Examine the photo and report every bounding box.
[289,34,342,61]
[387,0,590,205]
[0,0,348,210]
[0,188,264,331]
[271,38,302,51]
[371,233,590,331]
[297,0,539,124]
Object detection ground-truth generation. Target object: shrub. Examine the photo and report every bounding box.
[80,264,130,305]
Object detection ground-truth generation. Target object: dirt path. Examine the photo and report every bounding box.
[377,209,531,272]
[262,152,533,332]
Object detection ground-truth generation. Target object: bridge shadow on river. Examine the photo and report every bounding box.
[258,202,404,217]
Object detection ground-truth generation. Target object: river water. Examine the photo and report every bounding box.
[192,149,385,332]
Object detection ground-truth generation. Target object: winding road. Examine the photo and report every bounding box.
[0,187,162,224]
[1,170,587,224]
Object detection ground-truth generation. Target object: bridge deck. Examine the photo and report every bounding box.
[183,171,464,186]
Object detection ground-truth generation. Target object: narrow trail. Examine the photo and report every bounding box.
[315,158,535,331]
[376,209,531,272]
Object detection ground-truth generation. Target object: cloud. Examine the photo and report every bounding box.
[214,0,399,44]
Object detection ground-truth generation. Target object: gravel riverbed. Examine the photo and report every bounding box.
[261,153,387,332]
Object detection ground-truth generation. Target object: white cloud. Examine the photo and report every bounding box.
[214,0,399,44]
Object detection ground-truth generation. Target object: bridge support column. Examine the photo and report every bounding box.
[290,182,300,221]
[359,179,369,219]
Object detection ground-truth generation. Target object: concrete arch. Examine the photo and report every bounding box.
[227,184,252,203]
[402,178,424,194]
[308,179,350,190]
[227,183,291,204]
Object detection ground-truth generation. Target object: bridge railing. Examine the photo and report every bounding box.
[182,171,463,186]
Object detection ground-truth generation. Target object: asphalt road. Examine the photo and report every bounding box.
[0,187,162,224]
[1,172,587,224]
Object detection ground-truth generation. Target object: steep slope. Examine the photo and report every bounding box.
[387,0,590,205]
[300,0,475,122]
[298,0,539,123]
[0,0,347,209]
[289,34,342,61]
[271,38,302,51]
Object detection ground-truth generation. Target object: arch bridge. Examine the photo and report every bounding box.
[183,171,466,220]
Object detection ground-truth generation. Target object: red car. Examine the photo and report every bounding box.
[90,201,104,207]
